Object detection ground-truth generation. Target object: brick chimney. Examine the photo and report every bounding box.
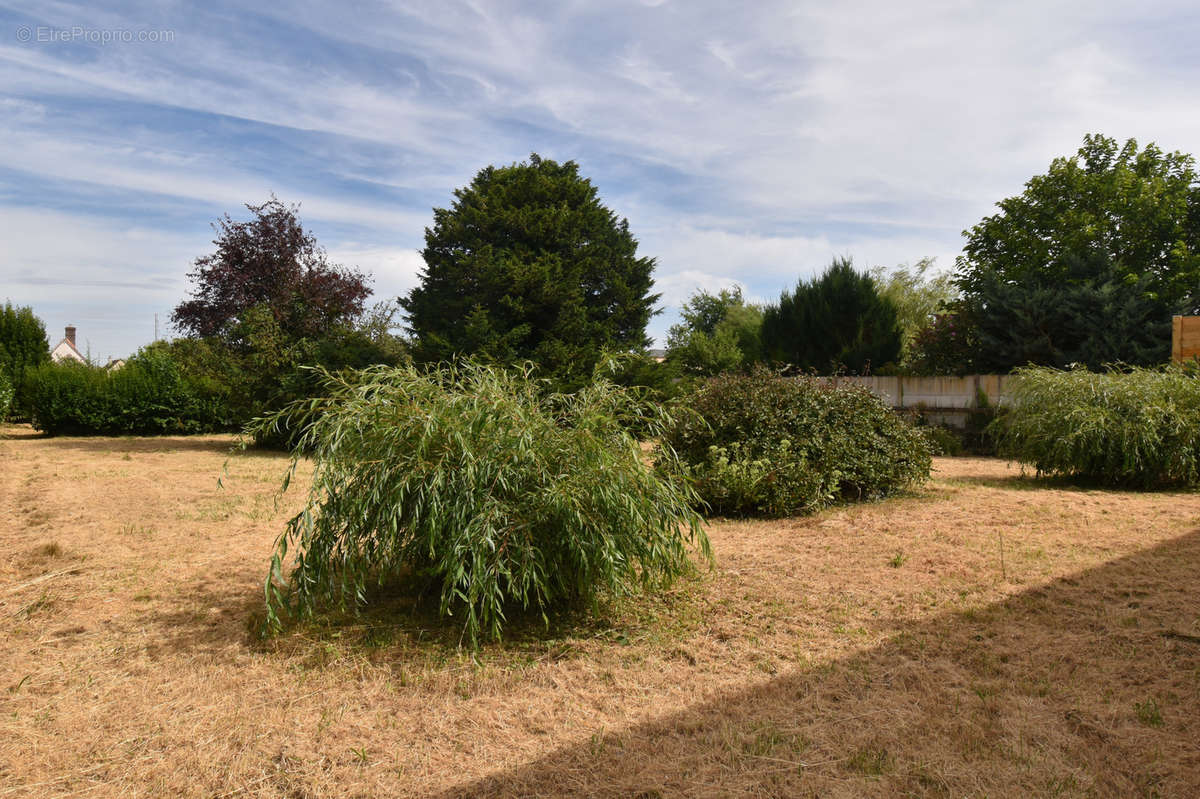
[65,325,76,348]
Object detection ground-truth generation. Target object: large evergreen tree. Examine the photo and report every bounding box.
[969,252,1170,372]
[401,154,658,385]
[761,258,902,373]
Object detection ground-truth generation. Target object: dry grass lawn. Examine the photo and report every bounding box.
[2,424,1199,797]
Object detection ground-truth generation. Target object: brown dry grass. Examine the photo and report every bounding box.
[2,424,1199,798]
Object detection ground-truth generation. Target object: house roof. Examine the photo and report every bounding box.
[51,337,85,363]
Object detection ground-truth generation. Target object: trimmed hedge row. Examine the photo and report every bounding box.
[24,350,228,436]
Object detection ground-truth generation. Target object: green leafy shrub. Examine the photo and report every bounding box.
[996,365,1200,487]
[922,425,964,456]
[154,308,411,447]
[25,349,226,435]
[249,361,710,645]
[662,369,931,517]
[0,371,13,420]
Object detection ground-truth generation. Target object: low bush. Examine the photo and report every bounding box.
[995,365,1200,487]
[249,361,710,645]
[662,369,931,517]
[25,349,227,435]
[922,424,964,456]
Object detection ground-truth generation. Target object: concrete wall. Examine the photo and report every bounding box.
[819,375,1011,409]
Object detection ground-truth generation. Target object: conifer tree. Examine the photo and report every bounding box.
[761,258,902,373]
[401,154,658,387]
[969,252,1170,372]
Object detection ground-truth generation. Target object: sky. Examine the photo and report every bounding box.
[2,1,1199,361]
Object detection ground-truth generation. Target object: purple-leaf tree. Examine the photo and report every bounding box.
[172,197,371,343]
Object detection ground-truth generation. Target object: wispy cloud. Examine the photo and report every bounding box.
[1,0,1199,356]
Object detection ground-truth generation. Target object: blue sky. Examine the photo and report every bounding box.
[2,0,1199,360]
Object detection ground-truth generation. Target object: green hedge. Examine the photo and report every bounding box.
[661,369,932,517]
[25,350,227,435]
[996,365,1200,487]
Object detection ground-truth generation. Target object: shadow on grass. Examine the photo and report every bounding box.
[138,565,272,657]
[258,570,708,666]
[142,560,708,669]
[0,423,47,440]
[35,435,286,458]
[430,529,1200,798]
[944,469,1200,495]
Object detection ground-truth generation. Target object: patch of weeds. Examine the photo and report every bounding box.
[846,744,893,776]
[1023,677,1051,698]
[1046,774,1080,795]
[908,763,949,794]
[38,541,62,558]
[24,509,52,526]
[1135,698,1164,728]
[738,722,809,759]
[182,497,243,522]
[350,746,369,765]
[120,524,155,538]
[888,550,908,568]
[359,624,398,649]
[18,591,56,619]
[294,641,344,672]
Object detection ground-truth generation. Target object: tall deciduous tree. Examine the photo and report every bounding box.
[401,154,658,385]
[666,287,763,376]
[172,197,371,343]
[957,134,1200,312]
[761,258,902,373]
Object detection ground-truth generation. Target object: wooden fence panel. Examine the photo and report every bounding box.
[1172,316,1200,362]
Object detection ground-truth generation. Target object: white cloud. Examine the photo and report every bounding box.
[325,245,426,301]
[4,0,1200,355]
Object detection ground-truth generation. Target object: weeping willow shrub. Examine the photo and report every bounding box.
[248,361,710,645]
[997,365,1200,487]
